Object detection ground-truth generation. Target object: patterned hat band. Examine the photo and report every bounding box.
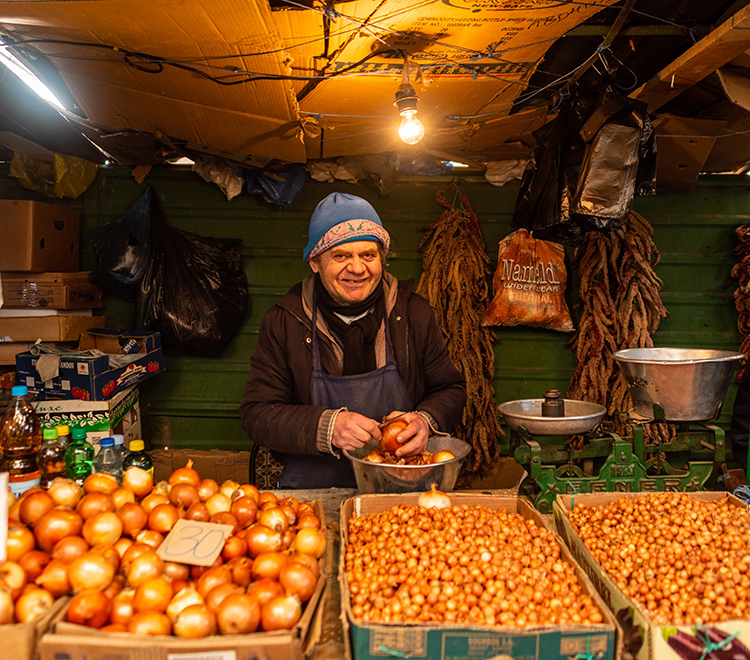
[305,220,391,262]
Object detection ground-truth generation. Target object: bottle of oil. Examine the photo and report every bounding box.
[39,426,69,488]
[0,385,42,496]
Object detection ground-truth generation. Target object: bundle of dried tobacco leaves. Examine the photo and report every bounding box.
[567,210,670,441]
[416,183,502,477]
[730,222,750,380]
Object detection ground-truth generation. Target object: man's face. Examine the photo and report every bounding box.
[310,240,384,306]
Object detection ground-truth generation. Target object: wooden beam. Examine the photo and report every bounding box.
[630,3,750,112]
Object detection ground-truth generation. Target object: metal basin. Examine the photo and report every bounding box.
[498,399,607,436]
[613,347,743,421]
[344,436,470,494]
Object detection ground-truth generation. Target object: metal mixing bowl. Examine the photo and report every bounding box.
[344,435,471,494]
[613,347,743,421]
[498,399,607,436]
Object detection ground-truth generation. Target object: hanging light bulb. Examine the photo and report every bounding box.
[394,82,425,145]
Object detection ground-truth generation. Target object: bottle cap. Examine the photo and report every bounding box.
[130,440,145,452]
[100,437,115,447]
[71,427,88,440]
[42,428,58,440]
[11,385,27,396]
[112,434,125,446]
[56,425,70,436]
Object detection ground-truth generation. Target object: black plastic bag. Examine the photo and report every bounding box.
[91,188,152,301]
[135,194,248,355]
[511,79,657,247]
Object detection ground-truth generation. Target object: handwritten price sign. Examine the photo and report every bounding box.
[156,519,235,566]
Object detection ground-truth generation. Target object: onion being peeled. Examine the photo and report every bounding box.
[417,483,452,509]
[380,418,408,453]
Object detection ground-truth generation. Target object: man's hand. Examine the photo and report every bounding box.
[381,411,429,458]
[331,411,381,452]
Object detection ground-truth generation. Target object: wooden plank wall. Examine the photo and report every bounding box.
[1,166,747,462]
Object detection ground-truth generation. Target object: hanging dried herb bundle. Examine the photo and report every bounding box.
[729,222,750,381]
[416,182,502,477]
[567,210,670,442]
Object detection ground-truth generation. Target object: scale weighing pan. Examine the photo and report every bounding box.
[498,399,607,436]
[613,347,743,421]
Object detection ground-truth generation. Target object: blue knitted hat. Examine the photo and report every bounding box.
[303,192,390,262]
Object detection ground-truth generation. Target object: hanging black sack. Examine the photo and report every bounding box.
[91,188,153,301]
[134,193,248,355]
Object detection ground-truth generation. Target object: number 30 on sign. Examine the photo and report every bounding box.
[156,518,235,566]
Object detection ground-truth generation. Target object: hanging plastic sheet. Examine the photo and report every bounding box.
[91,188,152,302]
[192,157,244,201]
[245,163,306,206]
[135,194,248,355]
[9,151,97,199]
[511,80,657,247]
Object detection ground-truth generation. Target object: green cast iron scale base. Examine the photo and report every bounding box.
[512,422,725,513]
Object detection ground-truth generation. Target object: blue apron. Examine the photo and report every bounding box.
[279,295,412,489]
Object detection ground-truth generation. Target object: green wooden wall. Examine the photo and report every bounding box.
[1,165,747,464]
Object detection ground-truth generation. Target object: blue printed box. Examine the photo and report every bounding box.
[16,330,165,401]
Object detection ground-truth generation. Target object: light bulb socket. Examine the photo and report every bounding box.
[394,82,418,115]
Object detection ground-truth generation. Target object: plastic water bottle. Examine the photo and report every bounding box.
[65,427,95,486]
[93,437,123,484]
[112,434,130,462]
[0,385,42,496]
[39,427,68,488]
[56,425,71,447]
[123,439,153,477]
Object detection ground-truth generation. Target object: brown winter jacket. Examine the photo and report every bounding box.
[239,272,466,456]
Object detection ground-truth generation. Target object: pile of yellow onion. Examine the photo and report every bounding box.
[3,461,325,637]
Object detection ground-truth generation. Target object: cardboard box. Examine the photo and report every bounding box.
[151,448,253,485]
[34,385,140,452]
[0,341,76,366]
[3,596,69,660]
[0,316,106,342]
[38,501,327,660]
[0,200,80,272]
[16,329,165,401]
[553,491,750,660]
[340,493,618,660]
[0,273,107,309]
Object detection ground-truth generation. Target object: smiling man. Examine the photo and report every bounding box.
[239,192,466,489]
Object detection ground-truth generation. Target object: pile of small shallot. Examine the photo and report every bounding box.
[3,461,325,637]
[567,492,750,626]
[345,489,603,627]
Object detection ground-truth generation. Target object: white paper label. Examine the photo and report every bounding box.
[167,653,237,660]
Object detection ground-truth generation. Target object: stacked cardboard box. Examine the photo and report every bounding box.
[0,273,108,364]
[0,200,108,365]
[34,385,141,453]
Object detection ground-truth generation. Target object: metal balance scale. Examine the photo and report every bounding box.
[499,348,744,513]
